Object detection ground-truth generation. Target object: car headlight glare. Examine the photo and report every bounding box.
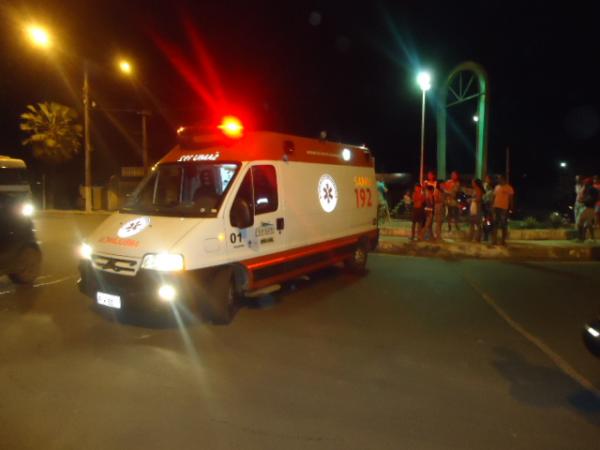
[141,253,184,271]
[80,243,93,260]
[21,202,34,217]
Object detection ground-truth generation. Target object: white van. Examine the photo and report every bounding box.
[0,156,31,194]
[78,119,378,323]
[0,156,40,284]
[0,155,34,217]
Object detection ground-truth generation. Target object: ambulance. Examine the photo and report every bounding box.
[78,117,378,323]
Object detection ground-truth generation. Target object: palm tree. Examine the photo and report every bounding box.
[20,102,83,207]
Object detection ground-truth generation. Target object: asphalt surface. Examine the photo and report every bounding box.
[1,213,599,450]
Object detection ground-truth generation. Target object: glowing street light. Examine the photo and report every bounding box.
[417,71,432,184]
[118,59,133,75]
[26,22,139,211]
[25,24,51,48]
[473,115,479,122]
[559,161,567,168]
[417,72,432,91]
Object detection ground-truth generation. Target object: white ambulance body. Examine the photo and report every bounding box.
[78,125,378,323]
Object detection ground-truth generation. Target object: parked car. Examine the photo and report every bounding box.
[0,156,41,284]
[0,193,41,283]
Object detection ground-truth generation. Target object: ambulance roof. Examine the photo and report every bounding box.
[0,156,27,169]
[161,131,374,168]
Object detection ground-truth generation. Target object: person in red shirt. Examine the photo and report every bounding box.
[411,184,425,241]
[424,170,438,189]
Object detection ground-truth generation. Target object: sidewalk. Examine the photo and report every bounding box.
[377,220,600,261]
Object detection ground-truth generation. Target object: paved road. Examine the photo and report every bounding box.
[1,213,599,449]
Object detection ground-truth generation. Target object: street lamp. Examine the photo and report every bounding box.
[559,161,567,168]
[118,59,133,75]
[417,71,432,184]
[26,25,137,211]
[473,115,479,122]
[25,24,51,48]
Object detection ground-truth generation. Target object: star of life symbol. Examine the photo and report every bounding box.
[117,216,151,238]
[318,174,338,213]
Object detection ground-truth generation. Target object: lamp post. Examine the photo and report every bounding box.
[82,61,94,211]
[26,24,136,211]
[417,71,432,185]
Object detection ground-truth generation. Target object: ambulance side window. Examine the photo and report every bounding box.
[233,169,255,216]
[252,165,278,215]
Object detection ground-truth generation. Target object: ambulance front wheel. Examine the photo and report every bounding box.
[200,266,239,325]
[344,241,369,274]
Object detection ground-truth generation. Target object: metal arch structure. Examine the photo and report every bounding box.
[436,61,489,179]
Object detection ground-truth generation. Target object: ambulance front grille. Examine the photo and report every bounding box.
[91,254,140,276]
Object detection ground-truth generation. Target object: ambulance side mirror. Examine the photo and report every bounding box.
[230,198,254,229]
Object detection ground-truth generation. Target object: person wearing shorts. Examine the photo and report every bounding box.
[433,182,445,241]
[419,185,435,241]
[444,171,461,232]
[411,184,425,241]
[469,178,484,242]
[492,175,514,246]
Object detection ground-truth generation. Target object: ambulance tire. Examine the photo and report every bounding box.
[200,266,239,325]
[9,244,42,285]
[344,240,369,274]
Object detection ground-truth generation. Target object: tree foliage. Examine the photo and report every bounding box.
[20,102,83,165]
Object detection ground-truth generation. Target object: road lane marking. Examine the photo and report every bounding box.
[464,275,600,397]
[0,275,75,296]
[33,275,75,288]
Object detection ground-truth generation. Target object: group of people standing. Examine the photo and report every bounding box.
[410,170,514,245]
[574,175,600,241]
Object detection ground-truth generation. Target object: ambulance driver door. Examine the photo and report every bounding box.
[227,164,283,258]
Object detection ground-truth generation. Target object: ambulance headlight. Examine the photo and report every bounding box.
[141,253,184,271]
[21,202,34,217]
[79,243,93,260]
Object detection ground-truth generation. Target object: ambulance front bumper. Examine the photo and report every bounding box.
[78,260,200,311]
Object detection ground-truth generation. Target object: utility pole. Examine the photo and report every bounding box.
[419,89,426,185]
[140,110,151,172]
[83,61,92,212]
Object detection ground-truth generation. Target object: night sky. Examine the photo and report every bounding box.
[1,0,599,209]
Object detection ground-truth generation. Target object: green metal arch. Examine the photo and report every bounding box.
[436,61,489,179]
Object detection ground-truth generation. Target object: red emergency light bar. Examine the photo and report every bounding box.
[217,115,244,139]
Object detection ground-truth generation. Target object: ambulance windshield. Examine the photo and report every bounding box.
[121,162,239,217]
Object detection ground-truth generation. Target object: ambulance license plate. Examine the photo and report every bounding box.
[97,292,121,309]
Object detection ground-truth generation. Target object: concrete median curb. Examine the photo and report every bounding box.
[377,237,600,261]
[379,224,577,241]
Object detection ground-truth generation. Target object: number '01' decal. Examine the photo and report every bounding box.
[354,188,372,208]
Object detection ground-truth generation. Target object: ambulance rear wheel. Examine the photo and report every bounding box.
[344,242,368,274]
[201,267,238,325]
[9,245,42,285]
